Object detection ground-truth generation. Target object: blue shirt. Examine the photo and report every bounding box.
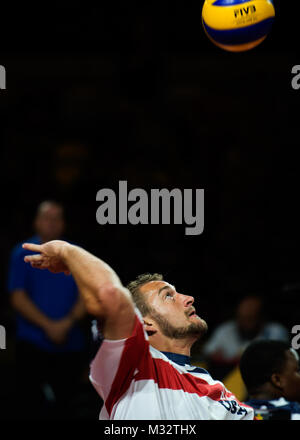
[7,235,85,352]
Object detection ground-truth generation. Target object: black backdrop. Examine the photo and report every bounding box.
[0,0,299,353]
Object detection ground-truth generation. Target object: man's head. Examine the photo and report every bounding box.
[240,339,300,402]
[34,201,65,243]
[127,273,208,351]
[236,295,264,340]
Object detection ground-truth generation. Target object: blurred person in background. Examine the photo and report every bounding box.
[201,295,289,380]
[7,201,87,420]
[240,340,300,420]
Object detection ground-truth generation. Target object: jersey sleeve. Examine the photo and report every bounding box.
[89,308,150,409]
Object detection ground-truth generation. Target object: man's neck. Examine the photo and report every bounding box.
[149,336,195,356]
[161,351,191,366]
[249,384,282,401]
[38,235,59,244]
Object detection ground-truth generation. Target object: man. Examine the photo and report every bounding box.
[23,239,254,420]
[239,340,300,420]
[8,201,87,419]
[202,295,288,380]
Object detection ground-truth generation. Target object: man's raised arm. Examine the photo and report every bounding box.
[22,240,136,340]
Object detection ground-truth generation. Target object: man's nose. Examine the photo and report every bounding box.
[180,294,194,307]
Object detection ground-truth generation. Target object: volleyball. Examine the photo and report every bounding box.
[202,0,275,52]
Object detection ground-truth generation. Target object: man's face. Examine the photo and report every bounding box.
[140,280,208,340]
[280,349,300,402]
[35,204,65,242]
[236,297,262,339]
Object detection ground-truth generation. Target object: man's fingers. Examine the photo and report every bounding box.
[30,262,46,270]
[22,243,43,253]
[24,254,43,263]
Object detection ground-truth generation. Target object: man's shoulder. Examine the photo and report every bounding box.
[262,322,289,339]
[270,397,300,411]
[247,397,300,418]
[213,320,237,334]
[264,321,287,331]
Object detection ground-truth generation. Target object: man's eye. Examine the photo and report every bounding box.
[165,292,174,299]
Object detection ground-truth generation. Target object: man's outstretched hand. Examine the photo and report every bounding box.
[23,240,71,275]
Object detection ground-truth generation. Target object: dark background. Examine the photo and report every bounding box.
[0,0,299,417]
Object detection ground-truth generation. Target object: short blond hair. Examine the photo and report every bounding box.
[127,273,163,316]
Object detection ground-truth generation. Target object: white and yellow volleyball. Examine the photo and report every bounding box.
[202,0,275,52]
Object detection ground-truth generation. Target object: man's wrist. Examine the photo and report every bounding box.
[60,242,74,262]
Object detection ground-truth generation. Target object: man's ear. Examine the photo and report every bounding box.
[270,373,284,391]
[143,318,158,337]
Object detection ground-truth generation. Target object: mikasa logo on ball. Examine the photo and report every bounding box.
[201,0,275,52]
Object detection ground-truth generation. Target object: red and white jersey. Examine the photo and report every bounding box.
[89,309,254,420]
